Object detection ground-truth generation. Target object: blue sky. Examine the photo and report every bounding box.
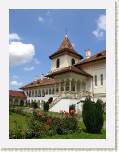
[9,9,106,90]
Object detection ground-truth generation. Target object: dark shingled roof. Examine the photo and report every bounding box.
[49,35,83,60]
[9,90,26,98]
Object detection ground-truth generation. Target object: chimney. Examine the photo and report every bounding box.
[85,49,91,59]
[40,74,44,80]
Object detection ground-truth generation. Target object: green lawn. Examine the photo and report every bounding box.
[43,130,106,139]
[9,112,30,130]
[9,112,106,139]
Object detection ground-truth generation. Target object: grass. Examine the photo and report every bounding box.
[9,111,106,139]
[9,112,30,130]
[43,130,106,139]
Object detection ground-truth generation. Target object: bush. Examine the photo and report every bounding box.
[62,117,78,132]
[69,104,75,111]
[31,101,38,109]
[48,97,53,104]
[43,102,49,112]
[69,104,76,116]
[82,97,104,133]
[28,111,52,138]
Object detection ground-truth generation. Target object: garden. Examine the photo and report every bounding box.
[9,97,106,139]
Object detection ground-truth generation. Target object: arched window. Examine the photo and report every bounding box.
[100,74,103,85]
[56,58,60,68]
[71,58,75,65]
[94,75,97,86]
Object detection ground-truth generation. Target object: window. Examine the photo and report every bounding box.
[71,58,75,65]
[56,58,60,68]
[100,74,103,85]
[94,75,97,86]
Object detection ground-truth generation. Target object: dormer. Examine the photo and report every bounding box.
[49,35,83,72]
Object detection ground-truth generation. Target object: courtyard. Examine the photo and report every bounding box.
[9,105,106,139]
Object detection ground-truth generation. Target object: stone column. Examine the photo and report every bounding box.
[59,82,61,94]
[41,89,42,97]
[64,80,66,92]
[75,80,78,92]
[69,79,72,91]
[54,84,57,94]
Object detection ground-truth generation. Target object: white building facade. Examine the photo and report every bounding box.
[20,35,106,113]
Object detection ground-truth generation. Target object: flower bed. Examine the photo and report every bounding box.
[10,110,80,139]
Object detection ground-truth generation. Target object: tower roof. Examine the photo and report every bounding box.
[49,35,83,59]
[57,35,74,51]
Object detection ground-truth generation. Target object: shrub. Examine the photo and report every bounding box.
[43,101,49,112]
[82,97,104,133]
[28,111,53,138]
[20,100,24,106]
[31,101,38,109]
[48,97,53,104]
[69,104,75,111]
[62,117,78,132]
[69,104,76,116]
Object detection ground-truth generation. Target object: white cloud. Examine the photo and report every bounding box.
[9,33,21,41]
[9,42,35,65]
[38,16,44,23]
[97,14,106,31]
[24,66,34,71]
[92,14,106,39]
[10,80,22,87]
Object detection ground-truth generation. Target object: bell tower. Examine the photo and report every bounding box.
[49,35,83,72]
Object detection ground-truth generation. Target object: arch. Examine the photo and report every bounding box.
[71,58,75,65]
[66,80,69,91]
[56,58,60,68]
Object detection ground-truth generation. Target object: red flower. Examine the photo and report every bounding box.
[37,112,43,117]
[46,117,52,125]
[69,109,75,116]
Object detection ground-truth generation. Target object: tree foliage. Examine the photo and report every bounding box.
[82,97,104,133]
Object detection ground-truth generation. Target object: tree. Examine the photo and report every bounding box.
[82,97,104,133]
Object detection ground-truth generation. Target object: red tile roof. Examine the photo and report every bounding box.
[20,78,57,90]
[49,35,83,59]
[76,50,106,66]
[9,90,26,98]
[46,66,92,78]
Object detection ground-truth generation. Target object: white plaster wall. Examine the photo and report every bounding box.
[49,98,84,113]
[80,60,106,94]
[51,54,80,71]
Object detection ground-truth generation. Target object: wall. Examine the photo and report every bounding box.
[80,59,106,95]
[51,54,80,71]
[49,98,84,113]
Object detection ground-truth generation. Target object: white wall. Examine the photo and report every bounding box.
[80,59,106,95]
[51,54,80,71]
[50,98,84,113]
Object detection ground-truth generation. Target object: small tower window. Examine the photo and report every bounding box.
[94,75,97,86]
[71,58,75,65]
[56,58,60,68]
[100,74,103,85]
